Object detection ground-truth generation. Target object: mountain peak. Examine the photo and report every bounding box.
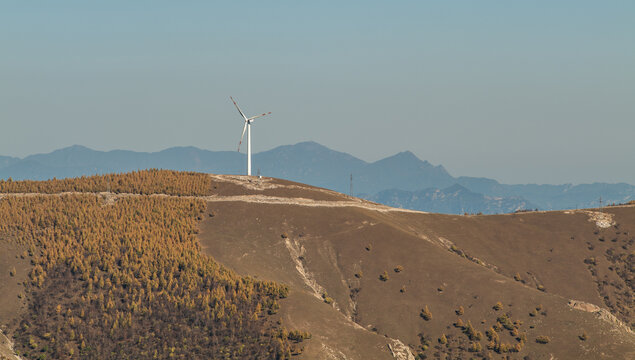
[57,144,94,153]
[395,150,419,160]
[157,146,205,154]
[376,151,421,164]
[291,141,332,152]
[24,145,97,160]
[374,151,443,172]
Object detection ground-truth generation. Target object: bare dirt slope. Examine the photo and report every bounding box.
[199,175,635,359]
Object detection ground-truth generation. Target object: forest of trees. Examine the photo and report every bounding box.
[0,169,212,196]
[0,171,303,359]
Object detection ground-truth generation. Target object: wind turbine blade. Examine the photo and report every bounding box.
[230,96,248,121]
[237,121,247,152]
[247,112,272,121]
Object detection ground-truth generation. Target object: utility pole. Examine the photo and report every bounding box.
[599,196,603,212]
[350,174,353,197]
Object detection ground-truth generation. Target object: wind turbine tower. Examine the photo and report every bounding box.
[231,97,271,176]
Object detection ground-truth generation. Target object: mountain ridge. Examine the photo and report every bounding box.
[369,184,538,214]
[1,141,633,214]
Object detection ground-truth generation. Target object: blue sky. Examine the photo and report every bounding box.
[1,1,634,184]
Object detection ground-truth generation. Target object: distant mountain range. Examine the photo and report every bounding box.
[368,184,538,215]
[1,142,633,214]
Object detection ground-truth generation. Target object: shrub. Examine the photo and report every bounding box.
[454,318,464,328]
[354,271,363,278]
[493,321,503,332]
[468,342,481,352]
[463,321,482,341]
[365,244,372,251]
[486,327,498,341]
[456,306,464,316]
[379,271,389,281]
[513,273,521,281]
[9,267,16,277]
[400,286,406,293]
[322,293,334,305]
[493,302,503,311]
[536,335,551,344]
[579,332,588,341]
[584,257,597,265]
[474,331,483,341]
[394,265,403,273]
[268,300,280,314]
[287,330,311,343]
[28,336,37,349]
[497,314,514,330]
[497,342,509,353]
[420,306,432,321]
[438,334,447,344]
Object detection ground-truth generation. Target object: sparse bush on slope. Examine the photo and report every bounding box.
[420,306,432,321]
[536,335,551,344]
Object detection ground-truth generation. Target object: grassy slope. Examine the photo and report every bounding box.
[200,176,635,359]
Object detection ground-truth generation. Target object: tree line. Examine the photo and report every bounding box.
[0,169,212,196]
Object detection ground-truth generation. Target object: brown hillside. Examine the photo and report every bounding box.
[199,175,635,359]
[1,172,633,359]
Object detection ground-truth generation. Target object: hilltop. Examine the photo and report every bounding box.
[198,175,635,359]
[1,142,633,214]
[0,171,633,359]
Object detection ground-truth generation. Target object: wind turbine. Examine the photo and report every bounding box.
[231,96,271,176]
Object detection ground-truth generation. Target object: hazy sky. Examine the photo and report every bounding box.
[1,1,634,185]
